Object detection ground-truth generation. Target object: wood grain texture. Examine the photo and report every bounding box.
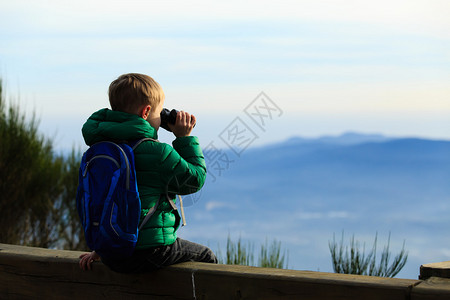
[411,277,450,300]
[1,243,448,300]
[420,261,450,280]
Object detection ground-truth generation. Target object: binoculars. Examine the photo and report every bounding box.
[160,108,196,132]
[160,108,178,131]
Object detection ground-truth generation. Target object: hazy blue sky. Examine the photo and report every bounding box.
[1,0,449,151]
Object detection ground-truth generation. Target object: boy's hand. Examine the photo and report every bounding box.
[79,251,100,271]
[168,111,196,138]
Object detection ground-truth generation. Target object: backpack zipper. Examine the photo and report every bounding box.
[83,155,120,177]
[112,143,131,190]
[110,202,120,237]
[105,143,130,237]
[98,142,131,190]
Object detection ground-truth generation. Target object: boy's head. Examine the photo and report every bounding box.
[108,73,165,115]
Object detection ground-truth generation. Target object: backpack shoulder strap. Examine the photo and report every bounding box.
[138,195,161,231]
[131,137,159,151]
[132,137,188,229]
[138,194,187,230]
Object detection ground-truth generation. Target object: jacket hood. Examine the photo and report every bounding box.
[82,108,158,146]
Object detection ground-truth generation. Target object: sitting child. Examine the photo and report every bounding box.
[79,73,217,272]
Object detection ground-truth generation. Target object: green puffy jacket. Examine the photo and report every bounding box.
[81,108,206,249]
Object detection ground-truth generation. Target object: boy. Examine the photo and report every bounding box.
[79,73,217,272]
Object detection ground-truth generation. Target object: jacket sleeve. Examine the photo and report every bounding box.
[160,136,207,195]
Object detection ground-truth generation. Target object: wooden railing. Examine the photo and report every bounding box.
[1,243,449,299]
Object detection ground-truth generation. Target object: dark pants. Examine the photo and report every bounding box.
[102,238,217,273]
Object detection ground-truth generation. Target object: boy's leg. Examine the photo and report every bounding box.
[102,246,164,273]
[159,238,217,267]
[102,238,217,272]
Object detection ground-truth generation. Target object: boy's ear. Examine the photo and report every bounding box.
[140,105,152,120]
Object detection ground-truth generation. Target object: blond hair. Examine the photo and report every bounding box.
[108,73,164,114]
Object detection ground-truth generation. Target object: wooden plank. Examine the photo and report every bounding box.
[0,244,193,299]
[411,277,450,300]
[420,261,450,279]
[0,243,424,300]
[175,262,418,300]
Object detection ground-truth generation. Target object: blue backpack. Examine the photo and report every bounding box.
[76,138,158,259]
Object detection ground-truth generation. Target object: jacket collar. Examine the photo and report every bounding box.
[82,108,158,146]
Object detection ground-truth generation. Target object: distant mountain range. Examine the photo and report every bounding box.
[179,133,450,279]
[282,132,392,146]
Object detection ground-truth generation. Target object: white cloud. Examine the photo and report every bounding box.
[272,80,450,114]
[1,0,449,149]
[3,0,450,38]
[295,210,353,220]
[205,201,236,211]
